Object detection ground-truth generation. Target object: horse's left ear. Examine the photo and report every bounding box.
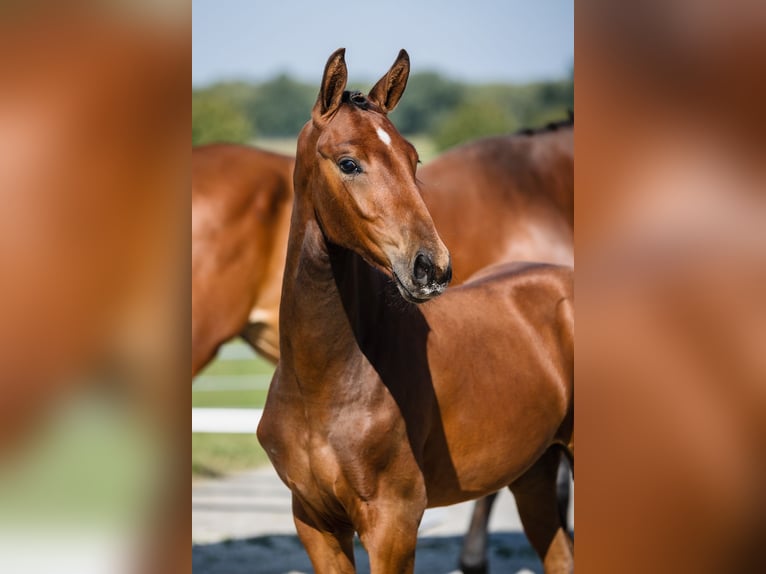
[368,49,410,114]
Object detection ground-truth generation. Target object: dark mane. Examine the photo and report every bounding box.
[516,110,574,136]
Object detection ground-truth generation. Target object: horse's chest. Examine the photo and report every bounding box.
[268,417,377,519]
[270,391,414,500]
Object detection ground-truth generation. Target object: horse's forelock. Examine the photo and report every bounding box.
[341,90,383,114]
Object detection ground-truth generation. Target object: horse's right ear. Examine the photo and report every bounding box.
[313,48,348,124]
[368,49,410,114]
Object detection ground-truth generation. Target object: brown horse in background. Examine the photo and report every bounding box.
[419,117,573,283]
[0,13,188,437]
[257,48,574,573]
[191,145,294,375]
[0,13,189,574]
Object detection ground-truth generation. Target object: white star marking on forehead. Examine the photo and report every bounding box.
[376,127,392,147]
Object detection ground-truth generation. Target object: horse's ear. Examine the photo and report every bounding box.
[313,48,348,123]
[368,49,410,114]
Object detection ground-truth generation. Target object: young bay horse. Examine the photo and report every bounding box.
[257,48,574,573]
[191,145,294,375]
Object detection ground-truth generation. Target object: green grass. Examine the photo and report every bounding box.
[192,433,270,479]
[192,389,269,408]
[193,342,275,478]
[197,352,275,376]
[0,395,161,526]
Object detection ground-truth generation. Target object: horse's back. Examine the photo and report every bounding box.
[421,125,572,211]
[192,144,294,208]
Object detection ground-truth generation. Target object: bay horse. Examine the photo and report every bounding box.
[257,48,574,573]
[191,145,294,375]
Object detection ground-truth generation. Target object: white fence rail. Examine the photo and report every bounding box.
[193,342,270,433]
[192,408,262,434]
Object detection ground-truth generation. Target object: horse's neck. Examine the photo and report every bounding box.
[279,197,408,392]
[279,200,363,384]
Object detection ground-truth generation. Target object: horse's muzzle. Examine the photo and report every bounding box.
[395,251,451,303]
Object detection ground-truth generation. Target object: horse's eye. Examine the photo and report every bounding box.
[338,158,360,174]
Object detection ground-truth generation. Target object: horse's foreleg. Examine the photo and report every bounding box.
[357,500,424,574]
[292,494,356,573]
[458,492,499,574]
[510,448,574,574]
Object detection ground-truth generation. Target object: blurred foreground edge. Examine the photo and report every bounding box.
[0,3,190,574]
[577,3,766,574]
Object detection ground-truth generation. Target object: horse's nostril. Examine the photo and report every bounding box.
[413,253,435,287]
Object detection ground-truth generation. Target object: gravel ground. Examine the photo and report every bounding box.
[193,464,573,573]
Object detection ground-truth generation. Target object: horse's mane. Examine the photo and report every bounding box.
[516,110,573,136]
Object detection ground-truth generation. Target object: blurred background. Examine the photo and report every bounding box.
[191,0,574,480]
[192,0,573,158]
[0,3,189,574]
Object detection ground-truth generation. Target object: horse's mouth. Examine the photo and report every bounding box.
[392,270,444,304]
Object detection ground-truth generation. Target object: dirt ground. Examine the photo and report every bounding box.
[192,532,541,573]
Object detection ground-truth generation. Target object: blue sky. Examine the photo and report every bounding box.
[193,0,573,86]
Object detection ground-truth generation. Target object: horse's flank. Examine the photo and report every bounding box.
[191,144,294,375]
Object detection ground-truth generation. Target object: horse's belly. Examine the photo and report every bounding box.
[422,423,552,508]
[421,358,569,506]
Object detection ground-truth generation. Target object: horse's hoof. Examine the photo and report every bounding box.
[459,561,488,574]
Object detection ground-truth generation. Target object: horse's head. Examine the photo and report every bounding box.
[296,48,452,303]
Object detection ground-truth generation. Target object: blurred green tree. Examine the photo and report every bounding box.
[192,92,253,146]
[389,72,466,135]
[433,98,517,151]
[247,74,316,137]
[191,72,573,146]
